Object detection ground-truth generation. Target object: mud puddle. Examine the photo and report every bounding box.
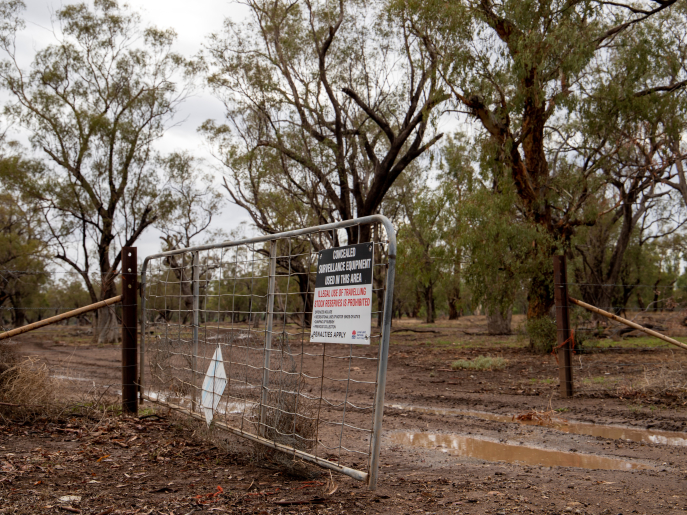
[388,404,687,446]
[389,432,656,471]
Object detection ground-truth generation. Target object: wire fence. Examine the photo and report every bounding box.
[139,215,396,488]
[0,263,134,397]
[549,256,687,398]
[3,244,684,411]
[0,266,118,333]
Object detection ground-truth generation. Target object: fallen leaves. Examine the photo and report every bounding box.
[274,497,328,505]
[295,480,324,490]
[194,485,225,505]
[58,495,81,503]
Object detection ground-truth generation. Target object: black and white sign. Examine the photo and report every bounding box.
[310,243,374,345]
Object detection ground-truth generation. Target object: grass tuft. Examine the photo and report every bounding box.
[450,355,509,371]
[0,344,58,422]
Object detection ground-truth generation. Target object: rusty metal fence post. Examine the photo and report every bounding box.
[122,247,138,413]
[553,255,573,398]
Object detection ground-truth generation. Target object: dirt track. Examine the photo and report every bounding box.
[2,317,687,513]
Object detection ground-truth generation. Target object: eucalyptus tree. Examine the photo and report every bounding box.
[202,0,450,244]
[158,153,225,253]
[441,136,546,335]
[0,137,48,328]
[0,0,193,342]
[401,0,685,321]
[558,5,687,313]
[633,4,687,211]
[396,173,451,324]
[203,0,451,326]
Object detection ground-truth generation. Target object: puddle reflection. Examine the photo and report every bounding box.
[389,432,655,471]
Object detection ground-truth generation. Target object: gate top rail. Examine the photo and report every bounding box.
[140,215,397,272]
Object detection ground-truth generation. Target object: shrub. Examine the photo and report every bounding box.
[526,317,557,354]
[451,355,509,371]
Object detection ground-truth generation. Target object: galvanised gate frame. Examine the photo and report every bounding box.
[139,216,396,489]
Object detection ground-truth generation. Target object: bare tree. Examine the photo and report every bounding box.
[157,152,225,323]
[202,0,448,244]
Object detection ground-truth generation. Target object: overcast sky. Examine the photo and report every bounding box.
[16,0,252,261]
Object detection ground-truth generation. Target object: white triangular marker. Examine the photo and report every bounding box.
[200,347,227,426]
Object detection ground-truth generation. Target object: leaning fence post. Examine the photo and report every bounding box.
[191,251,200,411]
[259,241,278,437]
[553,255,573,398]
[122,247,138,414]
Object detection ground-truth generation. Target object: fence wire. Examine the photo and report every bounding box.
[0,265,134,395]
[140,216,396,488]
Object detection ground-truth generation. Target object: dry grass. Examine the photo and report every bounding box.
[249,375,320,477]
[625,356,687,401]
[0,344,58,421]
[0,342,128,424]
[451,355,509,371]
[247,352,320,479]
[252,376,318,452]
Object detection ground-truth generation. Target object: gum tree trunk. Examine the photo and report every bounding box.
[487,306,512,335]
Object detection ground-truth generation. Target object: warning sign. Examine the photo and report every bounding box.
[310,242,374,345]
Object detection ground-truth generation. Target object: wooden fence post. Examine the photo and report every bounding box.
[122,247,138,414]
[553,255,573,398]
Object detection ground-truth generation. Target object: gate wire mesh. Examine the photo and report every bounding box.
[140,216,396,488]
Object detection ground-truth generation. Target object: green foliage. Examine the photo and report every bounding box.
[451,356,509,371]
[0,138,48,328]
[396,0,687,320]
[396,168,458,323]
[443,135,554,325]
[158,152,226,251]
[526,317,557,354]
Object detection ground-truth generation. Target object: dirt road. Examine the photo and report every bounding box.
[2,319,687,513]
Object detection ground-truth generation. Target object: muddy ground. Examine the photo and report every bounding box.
[2,315,687,514]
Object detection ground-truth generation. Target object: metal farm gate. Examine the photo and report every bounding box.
[139,216,396,489]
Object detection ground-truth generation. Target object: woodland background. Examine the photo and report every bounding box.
[1,0,686,346]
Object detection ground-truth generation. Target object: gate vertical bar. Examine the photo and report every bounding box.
[259,241,278,436]
[554,255,573,398]
[191,251,200,411]
[139,266,146,404]
[368,222,396,490]
[121,247,138,414]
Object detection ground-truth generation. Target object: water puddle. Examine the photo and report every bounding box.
[389,432,655,471]
[387,404,687,446]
